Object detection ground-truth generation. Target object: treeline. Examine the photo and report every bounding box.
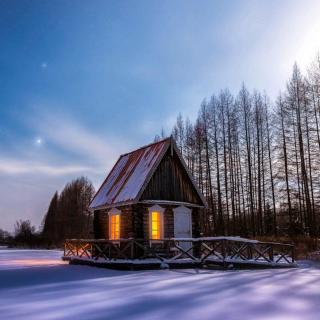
[0,228,13,244]
[171,55,320,238]
[4,176,95,248]
[42,176,95,247]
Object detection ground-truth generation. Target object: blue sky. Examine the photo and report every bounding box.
[1,0,320,231]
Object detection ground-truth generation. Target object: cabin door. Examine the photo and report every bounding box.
[173,206,192,254]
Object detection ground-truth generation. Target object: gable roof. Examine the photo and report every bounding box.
[89,137,207,210]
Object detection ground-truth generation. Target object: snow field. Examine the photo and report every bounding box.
[0,249,319,320]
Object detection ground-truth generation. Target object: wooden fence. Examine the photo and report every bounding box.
[64,237,295,268]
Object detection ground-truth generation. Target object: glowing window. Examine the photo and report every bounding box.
[109,214,120,240]
[151,211,161,240]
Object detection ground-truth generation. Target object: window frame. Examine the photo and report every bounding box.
[148,205,164,242]
[108,207,121,241]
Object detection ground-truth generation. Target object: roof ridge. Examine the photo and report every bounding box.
[120,137,170,157]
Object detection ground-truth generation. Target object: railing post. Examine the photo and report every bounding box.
[248,244,253,260]
[130,238,134,259]
[269,245,274,262]
[92,241,96,259]
[193,238,200,260]
[292,246,295,263]
[221,239,226,267]
[165,239,169,258]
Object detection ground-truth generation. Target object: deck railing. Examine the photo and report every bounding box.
[64,237,295,267]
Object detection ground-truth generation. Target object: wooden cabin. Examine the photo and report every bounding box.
[64,138,296,268]
[89,137,207,242]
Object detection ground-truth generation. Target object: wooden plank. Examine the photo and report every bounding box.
[63,238,296,268]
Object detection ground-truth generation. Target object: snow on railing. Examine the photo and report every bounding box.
[63,237,296,268]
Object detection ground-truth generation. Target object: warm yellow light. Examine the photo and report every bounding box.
[110,214,120,240]
[151,211,161,240]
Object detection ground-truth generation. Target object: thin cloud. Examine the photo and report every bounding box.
[30,110,125,168]
[0,158,95,176]
[0,108,132,231]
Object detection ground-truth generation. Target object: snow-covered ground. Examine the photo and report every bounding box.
[0,249,66,270]
[0,249,319,320]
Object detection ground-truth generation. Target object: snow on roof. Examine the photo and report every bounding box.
[90,138,170,209]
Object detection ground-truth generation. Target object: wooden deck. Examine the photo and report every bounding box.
[63,237,296,270]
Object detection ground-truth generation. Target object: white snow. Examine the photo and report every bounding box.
[170,236,259,243]
[1,249,320,320]
[0,249,66,270]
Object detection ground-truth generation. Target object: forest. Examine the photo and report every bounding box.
[0,177,95,247]
[41,177,95,246]
[170,55,320,239]
[4,56,320,248]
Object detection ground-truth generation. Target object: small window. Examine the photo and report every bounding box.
[151,211,161,240]
[109,214,120,240]
[148,205,164,240]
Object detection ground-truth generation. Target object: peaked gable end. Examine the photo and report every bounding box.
[139,146,206,206]
[89,137,207,209]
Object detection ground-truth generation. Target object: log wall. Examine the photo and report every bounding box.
[94,204,200,239]
[93,209,108,239]
[94,206,135,239]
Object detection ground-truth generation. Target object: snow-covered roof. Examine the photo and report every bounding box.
[90,138,170,209]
